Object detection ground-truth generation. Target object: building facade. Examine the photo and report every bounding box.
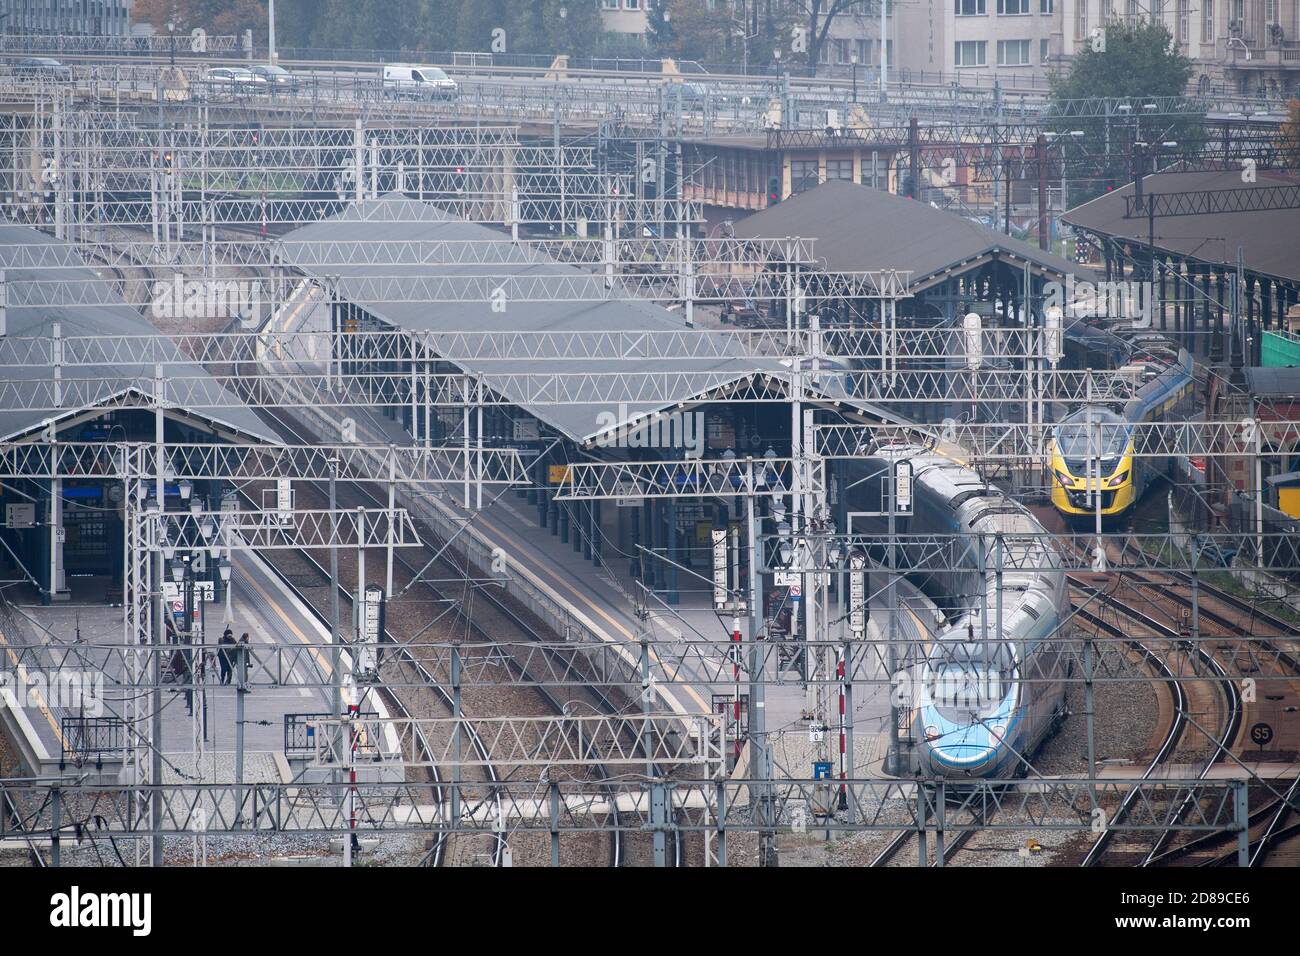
[894,0,1058,85]
[0,0,131,35]
[1056,0,1300,96]
[599,0,651,40]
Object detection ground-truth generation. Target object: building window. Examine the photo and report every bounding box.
[602,0,618,9]
[1041,37,1051,60]
[997,38,1032,63]
[826,159,854,180]
[1126,0,1138,24]
[954,40,988,65]
[1040,0,1054,10]
[835,38,851,62]
[955,0,986,15]
[1177,0,1189,42]
[625,0,641,8]
[790,160,820,193]
[855,39,869,62]
[1202,0,1214,41]
[1076,0,1088,39]
[998,0,1030,13]
[1101,0,1113,19]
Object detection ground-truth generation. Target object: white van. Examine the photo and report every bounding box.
[381,64,458,99]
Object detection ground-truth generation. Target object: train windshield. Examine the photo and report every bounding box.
[931,663,1004,710]
[928,641,1011,712]
[1054,407,1129,471]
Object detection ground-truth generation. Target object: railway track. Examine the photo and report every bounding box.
[1114,562,1300,867]
[90,224,648,865]
[1143,776,1300,867]
[242,401,638,865]
[236,519,460,867]
[1070,576,1242,866]
[868,801,989,868]
[86,228,578,865]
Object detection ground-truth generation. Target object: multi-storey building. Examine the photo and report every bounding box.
[599,0,652,40]
[0,0,131,35]
[1056,0,1300,96]
[894,0,1058,85]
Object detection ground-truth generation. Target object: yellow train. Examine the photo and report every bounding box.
[1049,347,1193,523]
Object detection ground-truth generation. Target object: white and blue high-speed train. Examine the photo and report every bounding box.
[845,446,1070,777]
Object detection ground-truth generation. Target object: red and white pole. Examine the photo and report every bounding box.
[732,614,743,760]
[837,648,847,806]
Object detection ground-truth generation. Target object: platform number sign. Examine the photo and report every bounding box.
[1250,722,1274,750]
[712,529,728,609]
[357,585,385,680]
[848,551,867,635]
[894,460,913,513]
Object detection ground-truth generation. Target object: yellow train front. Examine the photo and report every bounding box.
[1049,406,1139,520]
[1049,347,1193,523]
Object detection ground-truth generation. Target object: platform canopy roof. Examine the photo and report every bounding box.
[1062,169,1300,285]
[0,221,275,444]
[730,179,1082,293]
[279,194,903,445]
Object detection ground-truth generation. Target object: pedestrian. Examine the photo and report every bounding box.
[238,632,252,681]
[218,629,236,685]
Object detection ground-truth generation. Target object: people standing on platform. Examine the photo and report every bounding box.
[238,632,252,683]
[218,629,236,685]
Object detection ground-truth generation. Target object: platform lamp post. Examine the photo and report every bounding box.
[851,54,859,103]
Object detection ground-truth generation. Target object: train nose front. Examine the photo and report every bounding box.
[920,715,1008,774]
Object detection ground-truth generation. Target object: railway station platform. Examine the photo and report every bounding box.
[0,549,399,782]
[413,477,939,782]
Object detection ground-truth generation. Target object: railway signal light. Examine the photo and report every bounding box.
[767,176,780,205]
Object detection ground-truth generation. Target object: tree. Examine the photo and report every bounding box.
[650,0,797,71]
[1048,18,1201,205]
[652,0,730,64]
[787,0,876,76]
[133,0,267,36]
[647,0,674,49]
[1278,98,1300,167]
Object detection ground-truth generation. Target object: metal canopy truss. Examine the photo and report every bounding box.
[0,776,1247,840]
[4,79,772,135]
[137,507,422,551]
[555,456,817,501]
[306,714,723,772]
[0,368,1185,413]
[0,236,819,273]
[0,369,802,412]
[0,265,910,310]
[0,441,527,485]
[7,634,1299,692]
[2,113,709,229]
[815,420,1300,461]
[1124,183,1300,218]
[0,325,1104,366]
[766,119,1290,179]
[761,531,1300,573]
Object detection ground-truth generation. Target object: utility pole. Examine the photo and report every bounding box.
[879,0,888,99]
[1036,133,1049,251]
[745,460,776,866]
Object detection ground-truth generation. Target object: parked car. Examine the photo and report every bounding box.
[13,57,73,81]
[381,64,457,99]
[199,67,268,99]
[250,64,299,91]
